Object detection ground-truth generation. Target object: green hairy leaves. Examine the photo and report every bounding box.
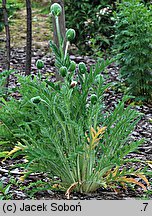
[0,74,147,194]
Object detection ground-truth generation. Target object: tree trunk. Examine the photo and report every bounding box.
[25,0,32,75]
[2,0,10,87]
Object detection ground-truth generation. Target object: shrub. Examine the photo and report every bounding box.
[0,3,149,197]
[64,0,116,55]
[113,0,152,102]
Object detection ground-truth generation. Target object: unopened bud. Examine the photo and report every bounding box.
[69,61,76,71]
[90,94,98,104]
[66,29,76,41]
[50,3,62,17]
[59,66,68,77]
[31,96,42,104]
[78,62,87,74]
[70,81,77,88]
[36,60,44,70]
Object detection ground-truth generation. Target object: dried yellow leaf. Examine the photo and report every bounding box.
[19,175,25,182]
[65,182,79,199]
[136,173,149,187]
[119,177,147,191]
[7,146,22,156]
[90,127,96,138]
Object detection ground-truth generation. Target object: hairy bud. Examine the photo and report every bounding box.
[50,3,62,17]
[36,60,44,70]
[66,29,76,41]
[78,62,87,74]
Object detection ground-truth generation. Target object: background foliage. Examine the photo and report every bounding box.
[64,0,116,55]
[0,0,23,32]
[113,0,152,102]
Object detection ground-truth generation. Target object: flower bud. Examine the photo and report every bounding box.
[59,66,68,77]
[50,3,62,17]
[90,94,98,105]
[31,96,42,104]
[36,60,44,70]
[70,81,77,88]
[78,62,87,74]
[66,29,76,41]
[69,61,76,71]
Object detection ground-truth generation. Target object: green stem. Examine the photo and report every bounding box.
[64,41,69,60]
[55,16,64,61]
[38,69,41,81]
